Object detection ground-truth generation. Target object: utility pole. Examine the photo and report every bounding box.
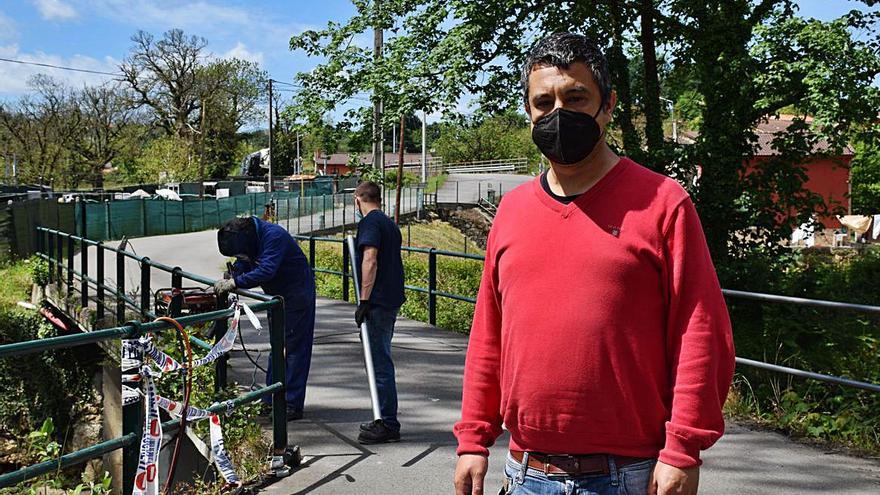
[295,130,301,175]
[268,79,274,192]
[372,0,383,173]
[394,113,405,223]
[421,110,427,182]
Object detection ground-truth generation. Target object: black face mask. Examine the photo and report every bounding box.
[531,106,604,165]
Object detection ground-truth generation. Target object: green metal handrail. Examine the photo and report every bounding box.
[293,234,482,323]
[295,232,880,394]
[0,228,291,491]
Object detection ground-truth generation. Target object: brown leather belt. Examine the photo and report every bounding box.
[510,450,649,476]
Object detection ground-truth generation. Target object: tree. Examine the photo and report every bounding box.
[120,29,207,138]
[432,112,540,164]
[70,83,141,189]
[0,75,80,187]
[196,58,267,178]
[851,139,880,214]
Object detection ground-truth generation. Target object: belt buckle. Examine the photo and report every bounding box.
[543,455,579,478]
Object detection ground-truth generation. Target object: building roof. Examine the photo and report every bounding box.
[679,115,855,157]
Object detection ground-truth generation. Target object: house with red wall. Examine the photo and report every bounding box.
[684,114,853,229]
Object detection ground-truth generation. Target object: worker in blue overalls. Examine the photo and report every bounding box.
[214,216,316,420]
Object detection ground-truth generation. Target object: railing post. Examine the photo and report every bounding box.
[140,257,151,318]
[429,248,437,326]
[269,299,288,453]
[456,181,459,204]
[122,322,143,495]
[81,238,88,310]
[214,292,229,392]
[309,236,316,270]
[342,242,350,302]
[116,250,125,324]
[56,230,63,283]
[48,230,55,284]
[66,235,74,303]
[96,242,105,322]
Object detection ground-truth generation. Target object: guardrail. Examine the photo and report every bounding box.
[0,227,291,491]
[298,233,880,394]
[443,158,529,174]
[294,234,483,326]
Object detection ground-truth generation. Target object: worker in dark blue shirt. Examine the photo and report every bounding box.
[353,181,406,444]
[215,216,316,420]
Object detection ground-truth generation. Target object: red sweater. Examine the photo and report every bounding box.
[454,158,735,468]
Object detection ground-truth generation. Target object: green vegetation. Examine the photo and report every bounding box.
[0,308,102,492]
[725,247,880,454]
[0,260,34,309]
[152,327,270,489]
[425,174,448,194]
[302,220,484,333]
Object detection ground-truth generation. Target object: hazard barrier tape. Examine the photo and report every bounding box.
[126,299,260,494]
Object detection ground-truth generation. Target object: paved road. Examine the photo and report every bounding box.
[77,230,880,494]
[436,173,535,205]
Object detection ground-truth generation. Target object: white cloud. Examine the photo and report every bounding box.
[0,45,120,97]
[0,10,17,41]
[222,42,263,65]
[32,0,78,20]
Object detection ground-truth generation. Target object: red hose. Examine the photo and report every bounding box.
[154,316,193,495]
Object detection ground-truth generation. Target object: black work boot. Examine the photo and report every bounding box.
[357,419,400,444]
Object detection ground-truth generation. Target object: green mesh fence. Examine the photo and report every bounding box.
[2,188,421,259]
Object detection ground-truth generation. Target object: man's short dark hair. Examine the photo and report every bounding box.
[355,181,382,204]
[521,32,611,110]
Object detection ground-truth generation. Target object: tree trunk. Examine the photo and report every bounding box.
[639,0,665,172]
[608,0,642,163]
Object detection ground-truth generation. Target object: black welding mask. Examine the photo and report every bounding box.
[217,217,258,258]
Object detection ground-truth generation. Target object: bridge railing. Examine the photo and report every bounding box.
[299,233,880,394]
[443,158,529,174]
[0,227,291,491]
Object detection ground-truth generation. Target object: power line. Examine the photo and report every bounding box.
[0,57,120,77]
[269,79,301,88]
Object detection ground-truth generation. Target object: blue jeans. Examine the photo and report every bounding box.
[501,453,656,495]
[366,304,400,431]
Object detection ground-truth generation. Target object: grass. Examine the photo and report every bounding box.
[401,220,485,254]
[0,260,33,310]
[425,173,448,194]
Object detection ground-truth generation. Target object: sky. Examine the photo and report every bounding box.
[0,0,876,112]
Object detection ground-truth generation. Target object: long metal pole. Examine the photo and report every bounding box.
[346,236,382,421]
[421,110,427,183]
[268,79,274,192]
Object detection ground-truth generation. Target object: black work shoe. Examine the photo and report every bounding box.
[357,419,400,444]
[286,408,304,421]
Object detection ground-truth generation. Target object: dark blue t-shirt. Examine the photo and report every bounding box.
[356,210,405,309]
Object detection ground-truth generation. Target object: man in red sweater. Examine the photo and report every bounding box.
[453,33,735,495]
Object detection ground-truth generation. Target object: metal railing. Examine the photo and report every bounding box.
[299,233,880,394]
[443,158,529,174]
[294,234,483,326]
[0,227,291,491]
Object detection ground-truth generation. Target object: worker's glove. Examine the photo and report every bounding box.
[355,300,372,326]
[214,278,236,295]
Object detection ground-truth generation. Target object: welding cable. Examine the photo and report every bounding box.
[154,316,193,495]
[236,322,268,375]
